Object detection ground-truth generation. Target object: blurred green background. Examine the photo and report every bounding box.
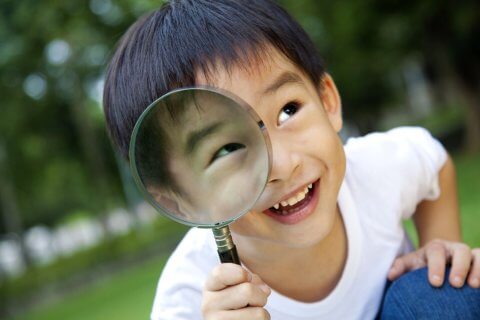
[1,0,479,319]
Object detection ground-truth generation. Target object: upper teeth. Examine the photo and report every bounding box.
[273,183,313,209]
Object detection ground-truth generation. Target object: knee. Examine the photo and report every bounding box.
[381,267,480,319]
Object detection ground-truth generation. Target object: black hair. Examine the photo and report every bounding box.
[133,90,201,195]
[103,0,325,160]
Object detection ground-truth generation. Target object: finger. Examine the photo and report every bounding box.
[388,256,408,281]
[425,241,447,287]
[205,263,251,291]
[448,243,472,288]
[467,248,480,288]
[209,281,270,310]
[250,273,271,295]
[212,307,270,320]
[388,251,425,281]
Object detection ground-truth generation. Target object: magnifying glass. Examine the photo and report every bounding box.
[129,87,271,264]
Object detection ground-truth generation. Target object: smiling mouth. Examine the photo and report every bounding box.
[267,181,317,216]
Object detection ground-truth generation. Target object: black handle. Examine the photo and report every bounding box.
[212,226,241,265]
[218,244,241,265]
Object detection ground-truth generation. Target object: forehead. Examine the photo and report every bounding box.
[195,47,313,102]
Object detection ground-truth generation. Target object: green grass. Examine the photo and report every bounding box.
[455,152,480,246]
[11,254,168,320]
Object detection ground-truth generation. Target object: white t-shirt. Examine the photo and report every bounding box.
[150,127,447,320]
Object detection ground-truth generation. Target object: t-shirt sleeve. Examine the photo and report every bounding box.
[387,127,448,219]
[150,228,217,320]
[344,126,448,225]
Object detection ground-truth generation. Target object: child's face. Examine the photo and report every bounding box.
[197,47,346,248]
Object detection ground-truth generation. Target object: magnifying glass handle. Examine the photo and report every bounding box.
[212,226,241,265]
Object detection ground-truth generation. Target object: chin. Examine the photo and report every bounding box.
[282,212,337,248]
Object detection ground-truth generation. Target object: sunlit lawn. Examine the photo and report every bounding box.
[12,153,480,320]
[12,254,168,320]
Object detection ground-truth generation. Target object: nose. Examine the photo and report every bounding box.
[267,134,301,184]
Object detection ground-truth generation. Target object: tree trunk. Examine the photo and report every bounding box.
[0,142,32,268]
[456,82,480,153]
[68,76,113,236]
[430,48,480,153]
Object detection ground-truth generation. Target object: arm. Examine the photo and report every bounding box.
[413,155,461,246]
[388,154,480,288]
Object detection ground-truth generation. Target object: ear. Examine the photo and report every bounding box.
[147,187,177,211]
[318,73,342,132]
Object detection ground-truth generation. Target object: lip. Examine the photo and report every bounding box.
[263,179,320,225]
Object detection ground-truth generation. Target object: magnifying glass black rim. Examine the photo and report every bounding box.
[129,86,271,228]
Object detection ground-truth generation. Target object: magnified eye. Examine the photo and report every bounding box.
[278,101,300,125]
[258,120,265,130]
[211,143,246,163]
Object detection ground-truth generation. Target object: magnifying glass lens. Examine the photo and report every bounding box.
[129,88,270,228]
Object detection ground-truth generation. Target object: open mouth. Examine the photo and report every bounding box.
[263,180,319,224]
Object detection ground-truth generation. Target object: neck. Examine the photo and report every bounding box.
[234,207,347,302]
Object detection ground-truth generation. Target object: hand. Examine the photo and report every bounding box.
[388,239,480,288]
[202,263,271,320]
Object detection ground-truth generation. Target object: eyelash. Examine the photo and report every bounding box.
[278,101,301,125]
[210,142,245,165]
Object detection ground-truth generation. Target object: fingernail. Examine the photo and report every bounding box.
[432,275,442,286]
[454,276,464,287]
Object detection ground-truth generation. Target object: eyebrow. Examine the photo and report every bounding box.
[263,71,304,95]
[185,122,224,155]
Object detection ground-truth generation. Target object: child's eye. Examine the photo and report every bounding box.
[278,101,300,125]
[258,120,265,130]
[210,143,245,163]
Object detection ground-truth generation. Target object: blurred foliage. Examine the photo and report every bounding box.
[0,0,478,255]
[0,0,164,232]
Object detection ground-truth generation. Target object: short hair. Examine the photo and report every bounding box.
[133,90,202,195]
[103,0,325,159]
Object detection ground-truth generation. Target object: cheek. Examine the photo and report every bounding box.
[304,126,345,180]
[230,213,263,237]
[230,215,251,233]
[300,120,338,154]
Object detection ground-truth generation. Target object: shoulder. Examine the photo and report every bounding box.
[168,227,217,263]
[343,126,447,223]
[158,227,217,283]
[344,126,446,176]
[345,126,443,158]
[151,228,217,320]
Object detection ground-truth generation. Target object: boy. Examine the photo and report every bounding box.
[103,0,480,319]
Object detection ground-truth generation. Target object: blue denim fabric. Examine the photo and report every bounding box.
[380,267,480,319]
